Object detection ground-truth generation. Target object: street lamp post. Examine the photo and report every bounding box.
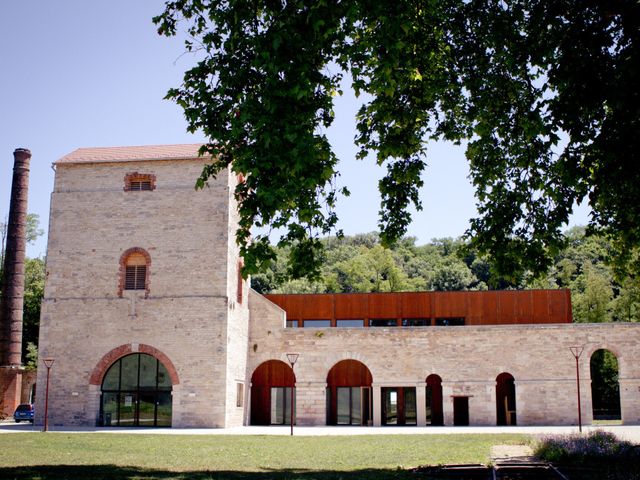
[43,358,55,432]
[569,347,584,433]
[286,353,299,436]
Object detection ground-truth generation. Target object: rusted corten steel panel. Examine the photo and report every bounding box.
[368,293,399,318]
[434,291,468,318]
[263,290,572,325]
[251,359,295,386]
[334,294,368,319]
[326,360,372,386]
[401,292,431,319]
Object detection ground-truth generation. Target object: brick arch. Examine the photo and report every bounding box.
[584,344,622,362]
[89,343,179,386]
[118,247,151,297]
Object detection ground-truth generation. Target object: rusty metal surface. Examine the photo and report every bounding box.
[265,290,572,326]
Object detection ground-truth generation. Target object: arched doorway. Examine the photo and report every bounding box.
[250,360,296,426]
[326,360,372,425]
[590,349,621,421]
[100,353,172,427]
[496,372,516,425]
[426,374,443,426]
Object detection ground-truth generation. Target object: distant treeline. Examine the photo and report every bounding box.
[251,227,640,323]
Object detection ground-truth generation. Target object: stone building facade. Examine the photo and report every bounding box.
[35,145,640,428]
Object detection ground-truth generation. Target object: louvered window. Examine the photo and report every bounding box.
[124,252,147,290]
[124,173,156,191]
[125,265,147,290]
[129,180,152,191]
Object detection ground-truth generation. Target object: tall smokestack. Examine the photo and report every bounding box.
[1,148,31,366]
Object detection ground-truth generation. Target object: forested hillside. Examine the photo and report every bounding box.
[251,227,640,323]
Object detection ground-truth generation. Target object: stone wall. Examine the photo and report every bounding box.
[247,297,640,426]
[36,158,248,427]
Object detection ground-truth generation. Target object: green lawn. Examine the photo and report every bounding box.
[0,433,527,479]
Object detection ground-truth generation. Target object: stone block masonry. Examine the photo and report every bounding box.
[36,150,250,427]
[36,145,640,429]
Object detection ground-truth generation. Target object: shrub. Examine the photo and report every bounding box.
[535,431,638,463]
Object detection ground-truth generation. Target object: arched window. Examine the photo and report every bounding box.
[100,353,172,427]
[118,248,151,297]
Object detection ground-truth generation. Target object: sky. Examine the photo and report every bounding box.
[1,1,589,259]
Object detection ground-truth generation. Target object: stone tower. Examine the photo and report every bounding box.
[36,145,250,427]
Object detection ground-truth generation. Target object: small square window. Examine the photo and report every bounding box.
[124,172,156,191]
[129,180,152,190]
[286,320,299,328]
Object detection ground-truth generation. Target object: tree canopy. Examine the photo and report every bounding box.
[154,0,639,280]
[252,228,640,323]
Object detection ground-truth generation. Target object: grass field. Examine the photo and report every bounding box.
[0,433,528,479]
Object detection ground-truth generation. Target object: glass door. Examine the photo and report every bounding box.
[336,386,371,425]
[270,387,295,425]
[137,392,156,427]
[361,387,372,426]
[404,388,417,425]
[156,392,172,427]
[382,387,416,425]
[382,388,398,425]
[118,393,136,426]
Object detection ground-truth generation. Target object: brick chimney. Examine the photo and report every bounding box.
[0,148,31,416]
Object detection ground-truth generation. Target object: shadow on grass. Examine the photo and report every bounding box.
[0,465,437,480]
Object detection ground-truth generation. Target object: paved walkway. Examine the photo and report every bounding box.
[1,421,639,443]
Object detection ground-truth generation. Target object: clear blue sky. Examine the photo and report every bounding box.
[1,1,589,259]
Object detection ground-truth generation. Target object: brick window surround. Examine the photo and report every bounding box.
[89,343,180,386]
[118,247,151,297]
[124,172,156,191]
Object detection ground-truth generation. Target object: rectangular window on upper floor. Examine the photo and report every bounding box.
[125,265,147,290]
[402,318,431,327]
[124,172,156,191]
[369,318,398,327]
[336,319,364,328]
[435,317,465,326]
[302,319,331,328]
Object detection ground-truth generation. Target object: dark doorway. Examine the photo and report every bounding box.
[426,374,444,426]
[590,349,621,420]
[326,360,373,425]
[453,397,469,426]
[250,360,296,425]
[381,387,417,425]
[496,372,517,425]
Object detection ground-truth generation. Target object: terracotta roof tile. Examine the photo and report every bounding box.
[56,144,205,164]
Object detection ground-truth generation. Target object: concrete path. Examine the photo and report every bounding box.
[1,421,640,443]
